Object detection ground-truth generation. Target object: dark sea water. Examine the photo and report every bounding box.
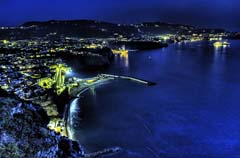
[70,40,240,158]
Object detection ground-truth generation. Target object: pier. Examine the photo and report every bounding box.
[69,74,155,98]
[100,74,156,86]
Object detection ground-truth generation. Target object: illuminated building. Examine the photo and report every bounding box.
[1,40,9,44]
[112,48,129,67]
[38,77,54,89]
[38,64,72,95]
[112,49,128,55]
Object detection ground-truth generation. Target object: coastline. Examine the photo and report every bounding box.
[65,74,157,156]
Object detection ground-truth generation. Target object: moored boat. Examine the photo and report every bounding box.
[213,41,230,47]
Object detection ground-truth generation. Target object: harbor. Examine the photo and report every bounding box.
[41,63,156,139]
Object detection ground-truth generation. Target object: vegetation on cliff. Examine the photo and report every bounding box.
[0,96,84,158]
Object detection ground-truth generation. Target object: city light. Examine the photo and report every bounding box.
[66,70,73,76]
[213,41,230,48]
[0,12,237,158]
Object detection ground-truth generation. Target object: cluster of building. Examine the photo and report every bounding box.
[0,38,112,136]
[0,28,231,96]
[0,39,71,133]
[143,32,230,43]
[0,26,232,99]
[0,35,113,100]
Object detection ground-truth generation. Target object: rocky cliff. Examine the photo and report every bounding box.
[0,96,84,158]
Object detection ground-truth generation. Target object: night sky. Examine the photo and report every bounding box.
[0,0,239,31]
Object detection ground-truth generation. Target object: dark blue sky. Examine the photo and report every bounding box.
[0,0,239,31]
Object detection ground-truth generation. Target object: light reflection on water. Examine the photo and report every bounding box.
[114,51,129,68]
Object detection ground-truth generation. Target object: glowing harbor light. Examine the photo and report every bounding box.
[2,40,9,44]
[66,70,73,76]
[213,42,222,48]
[213,41,230,54]
[213,41,230,48]
[162,36,169,41]
[158,35,170,41]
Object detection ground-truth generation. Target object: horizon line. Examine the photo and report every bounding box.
[0,18,231,31]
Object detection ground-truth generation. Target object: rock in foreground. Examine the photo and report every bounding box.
[0,97,84,158]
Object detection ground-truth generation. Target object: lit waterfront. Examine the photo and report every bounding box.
[1,0,240,157]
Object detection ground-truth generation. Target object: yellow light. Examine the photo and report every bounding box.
[1,84,8,90]
[86,44,97,49]
[50,49,56,53]
[112,49,128,55]
[213,41,230,48]
[86,79,95,84]
[120,51,128,59]
[37,64,72,95]
[162,36,169,41]
[112,49,129,67]
[38,77,54,89]
[47,118,67,136]
[214,42,223,48]
[2,40,9,44]
[58,48,66,51]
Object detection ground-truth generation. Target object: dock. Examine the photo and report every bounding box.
[100,74,156,86]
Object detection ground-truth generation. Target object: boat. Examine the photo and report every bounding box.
[213,41,230,47]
